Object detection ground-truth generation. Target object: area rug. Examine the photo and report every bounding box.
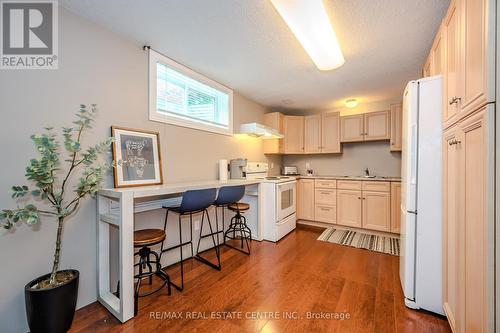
[317,227,400,256]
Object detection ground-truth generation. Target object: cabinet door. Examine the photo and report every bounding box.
[336,190,362,228]
[364,110,390,141]
[444,1,461,124]
[304,115,321,153]
[284,116,304,154]
[263,112,284,154]
[460,109,488,333]
[340,114,364,142]
[321,112,341,153]
[297,179,315,220]
[390,182,401,233]
[443,126,461,333]
[423,56,431,77]
[390,103,402,151]
[460,0,489,114]
[362,191,391,232]
[431,26,445,75]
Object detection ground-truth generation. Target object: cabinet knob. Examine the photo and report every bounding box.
[358,196,361,199]
[448,96,462,105]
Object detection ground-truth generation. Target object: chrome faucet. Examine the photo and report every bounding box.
[364,168,370,177]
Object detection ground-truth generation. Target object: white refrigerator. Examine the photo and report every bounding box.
[400,75,444,315]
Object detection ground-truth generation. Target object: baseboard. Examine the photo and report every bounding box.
[298,220,400,238]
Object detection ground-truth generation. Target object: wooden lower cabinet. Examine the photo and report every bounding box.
[443,107,492,333]
[390,182,401,233]
[315,205,336,224]
[297,179,314,220]
[362,191,391,232]
[297,179,401,234]
[336,190,362,228]
[443,126,461,332]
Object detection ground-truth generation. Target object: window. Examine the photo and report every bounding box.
[149,50,233,135]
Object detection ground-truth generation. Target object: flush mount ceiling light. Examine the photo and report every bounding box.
[345,99,359,108]
[270,0,345,71]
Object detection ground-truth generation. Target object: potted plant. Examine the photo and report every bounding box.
[0,105,113,333]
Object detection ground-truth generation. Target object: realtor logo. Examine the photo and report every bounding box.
[1,0,58,69]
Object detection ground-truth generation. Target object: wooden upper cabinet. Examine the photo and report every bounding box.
[430,26,445,75]
[321,112,341,153]
[390,182,401,233]
[337,189,362,228]
[440,0,495,127]
[340,114,364,142]
[364,110,390,141]
[423,56,432,77]
[444,1,461,124]
[263,112,284,154]
[283,115,304,154]
[297,179,315,220]
[460,0,492,114]
[304,115,321,153]
[390,103,402,151]
[362,191,391,232]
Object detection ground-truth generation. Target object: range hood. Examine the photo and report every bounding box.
[239,122,283,139]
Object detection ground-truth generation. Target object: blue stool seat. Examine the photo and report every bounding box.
[160,188,217,291]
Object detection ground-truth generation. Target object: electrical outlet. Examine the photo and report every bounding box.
[194,220,200,230]
[271,162,274,169]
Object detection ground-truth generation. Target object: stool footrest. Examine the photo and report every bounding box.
[161,241,193,254]
[194,254,221,271]
[223,242,251,255]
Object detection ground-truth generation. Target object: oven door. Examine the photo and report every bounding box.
[276,181,296,221]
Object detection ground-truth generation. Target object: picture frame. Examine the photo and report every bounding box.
[111,126,164,188]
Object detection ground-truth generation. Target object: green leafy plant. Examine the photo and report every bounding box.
[0,105,114,287]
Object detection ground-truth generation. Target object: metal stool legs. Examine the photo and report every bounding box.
[224,209,252,255]
[159,209,194,292]
[133,246,171,316]
[194,208,222,270]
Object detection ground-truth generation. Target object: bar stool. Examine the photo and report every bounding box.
[213,185,245,241]
[160,188,218,291]
[133,229,171,316]
[213,186,252,255]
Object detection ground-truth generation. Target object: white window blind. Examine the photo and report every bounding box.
[149,50,233,135]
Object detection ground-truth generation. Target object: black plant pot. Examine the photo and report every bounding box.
[25,269,79,333]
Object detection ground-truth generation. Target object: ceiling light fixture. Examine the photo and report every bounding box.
[270,0,345,71]
[345,99,359,108]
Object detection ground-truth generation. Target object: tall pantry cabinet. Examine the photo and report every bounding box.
[431,0,496,332]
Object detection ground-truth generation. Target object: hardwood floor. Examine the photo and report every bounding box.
[70,225,451,332]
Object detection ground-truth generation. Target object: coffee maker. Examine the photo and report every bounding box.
[229,158,247,179]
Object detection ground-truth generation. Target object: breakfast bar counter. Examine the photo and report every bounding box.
[96,179,264,323]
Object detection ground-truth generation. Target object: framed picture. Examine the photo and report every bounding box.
[111,126,163,188]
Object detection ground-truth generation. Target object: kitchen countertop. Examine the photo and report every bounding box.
[295,175,401,182]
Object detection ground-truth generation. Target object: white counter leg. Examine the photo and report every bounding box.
[119,192,134,322]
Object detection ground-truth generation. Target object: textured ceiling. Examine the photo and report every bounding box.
[60,0,450,110]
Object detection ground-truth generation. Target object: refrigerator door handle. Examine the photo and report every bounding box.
[410,124,418,185]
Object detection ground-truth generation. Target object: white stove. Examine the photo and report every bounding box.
[243,162,297,242]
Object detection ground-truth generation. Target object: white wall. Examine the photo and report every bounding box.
[0,8,280,333]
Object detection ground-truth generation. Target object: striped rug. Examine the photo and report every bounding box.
[317,227,400,256]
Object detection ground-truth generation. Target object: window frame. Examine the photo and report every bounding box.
[149,50,234,136]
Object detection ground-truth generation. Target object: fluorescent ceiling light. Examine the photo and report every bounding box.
[345,98,359,108]
[270,0,345,71]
